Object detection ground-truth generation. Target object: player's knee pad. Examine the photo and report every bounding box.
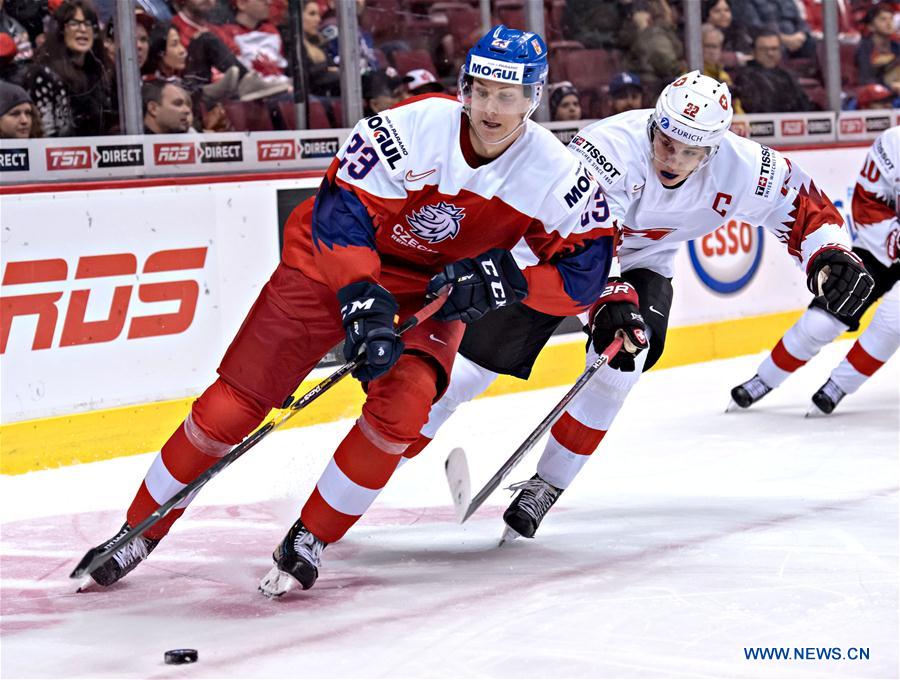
[363,355,439,446]
[568,351,644,430]
[191,378,271,446]
[791,306,848,348]
[420,355,498,438]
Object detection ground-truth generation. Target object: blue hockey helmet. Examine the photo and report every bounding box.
[462,25,549,87]
[458,25,548,145]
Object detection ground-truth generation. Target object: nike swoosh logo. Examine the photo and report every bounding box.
[429,333,447,345]
[649,305,664,316]
[405,169,437,182]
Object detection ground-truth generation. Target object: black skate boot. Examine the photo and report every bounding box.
[88,522,159,587]
[810,378,845,415]
[502,474,564,539]
[258,519,327,597]
[729,374,773,409]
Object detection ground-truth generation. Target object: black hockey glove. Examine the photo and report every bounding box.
[426,248,528,323]
[806,247,874,318]
[589,279,649,372]
[337,281,404,382]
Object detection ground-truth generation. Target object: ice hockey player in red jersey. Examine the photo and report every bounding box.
[409,71,875,541]
[731,126,898,414]
[80,25,619,594]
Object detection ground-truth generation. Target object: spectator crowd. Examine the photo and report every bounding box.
[0,0,898,139]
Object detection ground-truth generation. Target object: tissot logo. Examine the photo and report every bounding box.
[95,144,144,168]
[46,146,91,170]
[0,148,29,171]
[154,143,196,165]
[257,139,295,161]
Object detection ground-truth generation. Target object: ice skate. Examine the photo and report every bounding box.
[498,524,521,546]
[728,374,773,410]
[259,519,326,598]
[807,378,846,416]
[84,522,159,588]
[502,474,563,539]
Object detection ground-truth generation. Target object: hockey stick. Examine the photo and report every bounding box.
[70,287,451,581]
[449,335,624,523]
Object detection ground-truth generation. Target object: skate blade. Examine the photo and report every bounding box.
[498,525,521,547]
[258,565,298,599]
[75,575,94,593]
[805,403,829,418]
[724,398,743,413]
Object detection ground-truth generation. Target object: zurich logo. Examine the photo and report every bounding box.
[688,220,764,294]
[406,202,465,244]
[660,116,670,129]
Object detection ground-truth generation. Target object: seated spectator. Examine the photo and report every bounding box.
[0,31,26,84]
[142,78,194,133]
[608,71,644,115]
[362,68,402,116]
[302,0,339,97]
[549,81,582,121]
[702,23,745,113]
[851,82,897,109]
[212,0,292,98]
[320,0,379,74]
[24,0,113,137]
[734,29,814,112]
[622,0,685,99]
[0,80,40,137]
[0,0,34,61]
[735,0,815,59]
[562,0,628,50]
[856,3,900,94]
[702,0,752,64]
[102,9,154,71]
[171,0,280,100]
[403,68,444,98]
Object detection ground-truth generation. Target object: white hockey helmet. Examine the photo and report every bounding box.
[651,71,733,154]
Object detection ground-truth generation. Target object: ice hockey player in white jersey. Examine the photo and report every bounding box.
[731,126,899,415]
[410,71,874,540]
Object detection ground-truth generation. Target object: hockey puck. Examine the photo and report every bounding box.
[164,649,198,665]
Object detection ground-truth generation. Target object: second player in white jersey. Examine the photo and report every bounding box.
[415,71,875,540]
[731,126,899,415]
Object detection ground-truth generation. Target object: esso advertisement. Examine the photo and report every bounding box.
[0,180,303,423]
[688,220,764,294]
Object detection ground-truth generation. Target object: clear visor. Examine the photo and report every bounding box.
[458,71,542,143]
[649,123,713,174]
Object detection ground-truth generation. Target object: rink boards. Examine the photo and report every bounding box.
[0,144,877,473]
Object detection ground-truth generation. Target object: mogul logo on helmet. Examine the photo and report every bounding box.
[405,202,465,243]
[366,114,407,171]
[468,55,525,84]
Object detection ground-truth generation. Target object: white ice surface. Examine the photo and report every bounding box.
[1,341,898,679]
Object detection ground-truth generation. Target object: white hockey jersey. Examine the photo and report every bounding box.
[567,109,851,278]
[852,126,900,267]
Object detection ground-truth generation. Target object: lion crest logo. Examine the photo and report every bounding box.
[405,202,465,244]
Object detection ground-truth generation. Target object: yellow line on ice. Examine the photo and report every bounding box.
[0,307,872,475]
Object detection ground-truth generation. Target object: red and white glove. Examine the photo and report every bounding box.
[589,279,649,372]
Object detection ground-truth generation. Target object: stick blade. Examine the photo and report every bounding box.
[444,447,471,524]
[69,547,100,579]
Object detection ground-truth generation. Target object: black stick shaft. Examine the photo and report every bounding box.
[461,336,623,523]
[71,288,451,580]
